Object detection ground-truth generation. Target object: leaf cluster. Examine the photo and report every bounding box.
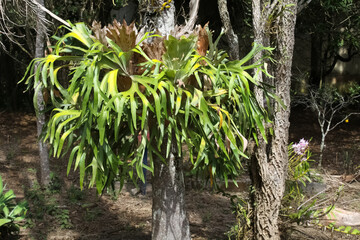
[0,175,28,237]
[298,0,360,58]
[22,20,273,192]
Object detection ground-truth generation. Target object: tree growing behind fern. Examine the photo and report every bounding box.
[22,20,273,239]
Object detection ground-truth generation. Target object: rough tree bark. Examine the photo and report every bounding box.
[154,0,175,37]
[34,0,50,186]
[150,1,199,239]
[152,134,190,240]
[251,1,298,239]
[217,0,239,60]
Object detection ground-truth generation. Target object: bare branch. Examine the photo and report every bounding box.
[0,40,5,50]
[30,0,69,27]
[297,186,328,210]
[0,0,48,52]
[329,112,360,132]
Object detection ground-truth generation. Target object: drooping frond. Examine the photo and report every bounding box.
[22,20,274,192]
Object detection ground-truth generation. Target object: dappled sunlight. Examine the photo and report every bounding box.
[0,112,243,239]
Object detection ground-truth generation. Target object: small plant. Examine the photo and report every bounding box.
[342,145,360,174]
[25,180,73,230]
[27,168,37,174]
[24,218,35,229]
[84,208,102,222]
[202,212,213,223]
[283,139,312,205]
[0,175,28,238]
[282,139,316,224]
[294,85,360,166]
[6,151,15,161]
[224,192,252,240]
[67,185,84,203]
[47,172,62,193]
[55,209,73,229]
[343,151,352,174]
[289,139,312,185]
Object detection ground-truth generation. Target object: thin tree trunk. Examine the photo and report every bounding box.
[152,134,190,240]
[319,134,325,167]
[251,1,297,239]
[150,3,190,239]
[35,0,50,186]
[217,0,239,60]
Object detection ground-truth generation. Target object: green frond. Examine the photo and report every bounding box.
[23,20,274,191]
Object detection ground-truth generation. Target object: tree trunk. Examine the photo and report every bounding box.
[319,134,325,167]
[149,3,190,239]
[251,1,297,239]
[152,134,190,240]
[154,0,175,37]
[34,0,50,186]
[217,0,239,60]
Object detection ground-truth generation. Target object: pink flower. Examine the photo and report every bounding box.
[292,138,309,156]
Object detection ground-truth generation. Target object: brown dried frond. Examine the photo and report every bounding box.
[193,23,209,57]
[91,21,107,46]
[91,19,138,52]
[142,33,166,61]
[106,19,137,52]
[117,75,132,92]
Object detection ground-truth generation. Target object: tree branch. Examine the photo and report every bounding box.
[329,112,360,132]
[31,0,70,27]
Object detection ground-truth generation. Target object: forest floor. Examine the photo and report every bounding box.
[0,107,359,240]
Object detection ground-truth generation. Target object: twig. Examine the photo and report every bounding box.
[31,0,70,27]
[297,187,328,210]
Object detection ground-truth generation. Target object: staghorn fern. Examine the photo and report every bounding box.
[21,20,274,192]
